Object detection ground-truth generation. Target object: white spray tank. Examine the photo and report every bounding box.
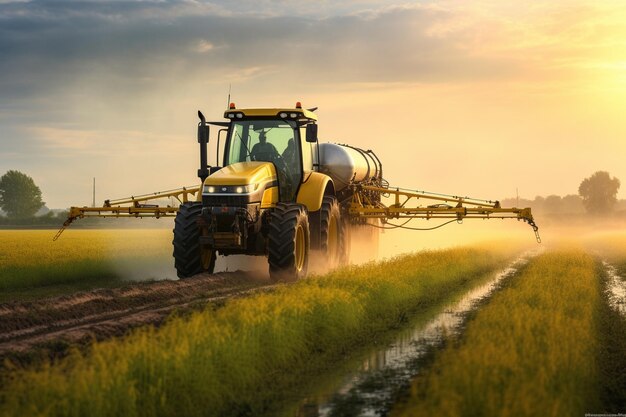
[318,143,383,191]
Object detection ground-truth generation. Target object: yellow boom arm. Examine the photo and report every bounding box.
[53,186,200,241]
[54,183,540,243]
[349,185,541,242]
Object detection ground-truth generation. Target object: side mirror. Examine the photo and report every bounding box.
[197,110,210,181]
[197,125,209,144]
[305,123,318,143]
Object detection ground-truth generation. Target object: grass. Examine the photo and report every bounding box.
[393,249,603,417]
[0,229,175,299]
[0,244,525,417]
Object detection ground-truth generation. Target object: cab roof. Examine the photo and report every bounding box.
[223,106,318,123]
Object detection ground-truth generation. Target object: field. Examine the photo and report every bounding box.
[0,229,175,300]
[394,249,603,416]
[1,229,626,416]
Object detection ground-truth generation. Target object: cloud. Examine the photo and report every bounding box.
[195,39,215,53]
[3,0,626,207]
[0,2,524,112]
[27,126,190,156]
[2,1,624,124]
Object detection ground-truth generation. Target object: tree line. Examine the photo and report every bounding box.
[501,171,622,216]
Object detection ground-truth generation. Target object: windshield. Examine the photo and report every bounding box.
[225,119,302,201]
[225,120,298,164]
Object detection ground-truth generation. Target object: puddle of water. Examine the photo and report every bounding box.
[293,251,540,417]
[602,261,626,316]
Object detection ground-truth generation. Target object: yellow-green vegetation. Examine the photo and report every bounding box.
[0,229,173,295]
[0,245,522,417]
[394,250,602,417]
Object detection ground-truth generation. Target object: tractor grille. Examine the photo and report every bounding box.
[202,195,253,207]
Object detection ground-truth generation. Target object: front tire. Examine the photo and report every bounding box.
[173,202,216,278]
[268,203,310,281]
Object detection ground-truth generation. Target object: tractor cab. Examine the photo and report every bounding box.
[216,103,318,202]
[188,103,327,278]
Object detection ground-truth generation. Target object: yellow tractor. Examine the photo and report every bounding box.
[56,102,540,280]
[180,102,348,280]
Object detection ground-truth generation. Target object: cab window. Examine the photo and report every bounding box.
[225,120,302,201]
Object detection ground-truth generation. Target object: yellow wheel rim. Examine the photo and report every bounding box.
[295,225,305,272]
[201,246,214,270]
[328,214,338,263]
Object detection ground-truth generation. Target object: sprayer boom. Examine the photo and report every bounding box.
[349,184,541,242]
[53,186,201,241]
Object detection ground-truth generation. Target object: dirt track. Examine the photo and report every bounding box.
[0,272,276,361]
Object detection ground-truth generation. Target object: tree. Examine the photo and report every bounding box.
[561,194,585,214]
[0,170,45,219]
[543,195,563,214]
[532,196,545,213]
[578,171,620,215]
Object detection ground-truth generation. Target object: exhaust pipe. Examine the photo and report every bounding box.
[197,110,210,182]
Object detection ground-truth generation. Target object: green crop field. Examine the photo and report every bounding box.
[0,244,525,417]
[392,245,626,417]
[0,230,174,299]
[1,230,626,417]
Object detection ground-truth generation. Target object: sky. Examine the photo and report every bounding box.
[1,0,626,208]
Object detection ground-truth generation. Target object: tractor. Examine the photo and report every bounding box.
[56,102,540,280]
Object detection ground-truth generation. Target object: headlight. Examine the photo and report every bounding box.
[238,183,259,193]
[203,183,259,194]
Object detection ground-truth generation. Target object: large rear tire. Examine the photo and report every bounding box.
[268,203,310,281]
[173,202,216,279]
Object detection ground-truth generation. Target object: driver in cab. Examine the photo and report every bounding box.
[250,131,279,162]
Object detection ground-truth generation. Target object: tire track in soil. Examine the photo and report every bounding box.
[599,260,626,411]
[601,260,626,316]
[0,272,278,361]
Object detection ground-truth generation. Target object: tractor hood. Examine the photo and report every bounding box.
[204,162,277,186]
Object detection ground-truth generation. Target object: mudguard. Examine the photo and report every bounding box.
[296,172,335,212]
